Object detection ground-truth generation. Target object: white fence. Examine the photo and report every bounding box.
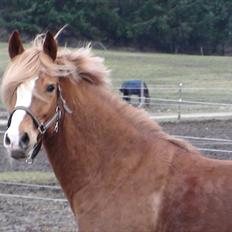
[114,81,232,120]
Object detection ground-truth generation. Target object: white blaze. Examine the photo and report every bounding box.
[4,78,37,149]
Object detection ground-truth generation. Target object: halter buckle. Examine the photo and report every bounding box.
[38,124,46,134]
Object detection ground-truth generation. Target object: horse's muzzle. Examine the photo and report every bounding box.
[10,149,27,160]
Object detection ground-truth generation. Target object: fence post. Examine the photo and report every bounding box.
[178,83,183,120]
[139,81,145,108]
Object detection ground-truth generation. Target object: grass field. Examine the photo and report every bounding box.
[0,171,56,184]
[0,43,9,73]
[97,50,232,103]
[101,50,232,85]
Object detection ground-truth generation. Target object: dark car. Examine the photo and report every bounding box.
[119,80,150,106]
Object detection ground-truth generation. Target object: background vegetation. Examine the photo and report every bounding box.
[1,0,232,54]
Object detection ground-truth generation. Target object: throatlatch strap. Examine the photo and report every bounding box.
[25,140,43,164]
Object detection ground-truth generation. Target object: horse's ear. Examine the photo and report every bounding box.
[8,31,24,59]
[43,31,57,61]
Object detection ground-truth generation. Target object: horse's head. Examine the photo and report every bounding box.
[3,31,62,163]
[2,30,109,163]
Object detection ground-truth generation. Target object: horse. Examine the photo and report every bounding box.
[2,31,232,232]
[119,80,150,106]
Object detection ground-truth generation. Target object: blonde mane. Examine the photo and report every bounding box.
[1,34,110,109]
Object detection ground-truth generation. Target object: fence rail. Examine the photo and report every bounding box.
[115,82,232,120]
[0,181,61,190]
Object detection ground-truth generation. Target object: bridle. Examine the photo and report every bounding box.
[6,85,72,164]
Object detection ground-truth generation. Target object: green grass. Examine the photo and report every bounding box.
[0,43,9,73]
[94,49,232,114]
[96,49,232,85]
[0,171,57,184]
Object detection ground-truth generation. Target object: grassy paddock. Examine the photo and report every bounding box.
[0,43,9,74]
[0,171,56,184]
[95,49,232,114]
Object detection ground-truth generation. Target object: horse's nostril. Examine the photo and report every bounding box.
[4,133,11,145]
[20,132,30,149]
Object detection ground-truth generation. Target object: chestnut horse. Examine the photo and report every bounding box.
[2,31,232,232]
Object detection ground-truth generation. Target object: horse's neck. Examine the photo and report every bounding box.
[43,80,159,207]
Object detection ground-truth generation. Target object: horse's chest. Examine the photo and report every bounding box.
[76,191,159,232]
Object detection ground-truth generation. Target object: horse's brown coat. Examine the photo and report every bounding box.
[2,32,232,232]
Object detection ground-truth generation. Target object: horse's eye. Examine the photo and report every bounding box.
[46,84,55,92]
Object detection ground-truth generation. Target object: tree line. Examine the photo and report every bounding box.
[1,0,232,55]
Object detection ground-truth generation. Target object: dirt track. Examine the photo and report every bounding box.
[161,119,232,160]
[0,119,232,231]
[0,183,77,232]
